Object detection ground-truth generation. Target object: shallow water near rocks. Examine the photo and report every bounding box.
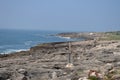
[0,29,83,54]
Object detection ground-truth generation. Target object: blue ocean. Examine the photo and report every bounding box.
[0,29,79,54]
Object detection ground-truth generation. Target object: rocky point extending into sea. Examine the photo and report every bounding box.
[0,31,120,80]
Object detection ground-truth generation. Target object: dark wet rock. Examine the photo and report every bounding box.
[117,45,120,48]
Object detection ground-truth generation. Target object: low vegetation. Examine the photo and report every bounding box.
[87,68,120,80]
[101,31,120,40]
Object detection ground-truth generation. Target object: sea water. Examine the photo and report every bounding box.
[0,29,81,54]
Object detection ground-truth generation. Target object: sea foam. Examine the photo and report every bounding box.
[0,49,29,54]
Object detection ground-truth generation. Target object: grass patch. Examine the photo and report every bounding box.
[88,76,100,80]
[107,35,120,40]
[101,31,120,40]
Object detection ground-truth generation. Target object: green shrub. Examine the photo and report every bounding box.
[88,76,100,80]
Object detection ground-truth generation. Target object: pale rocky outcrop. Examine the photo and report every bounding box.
[0,40,120,80]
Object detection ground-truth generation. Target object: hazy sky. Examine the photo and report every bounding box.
[0,0,120,31]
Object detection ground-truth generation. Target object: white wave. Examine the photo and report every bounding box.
[57,36,71,39]
[0,49,29,54]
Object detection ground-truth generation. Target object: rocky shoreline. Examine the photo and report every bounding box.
[0,32,120,80]
[57,32,106,40]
